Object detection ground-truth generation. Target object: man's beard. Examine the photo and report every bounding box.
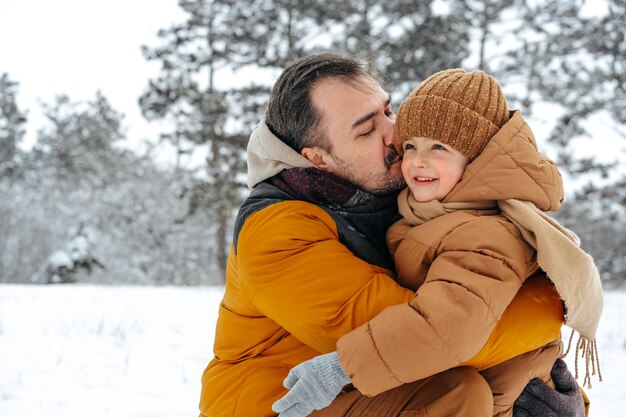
[376,145,406,194]
[384,145,400,171]
[335,145,406,195]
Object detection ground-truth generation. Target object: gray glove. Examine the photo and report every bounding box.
[514,359,585,417]
[272,351,351,417]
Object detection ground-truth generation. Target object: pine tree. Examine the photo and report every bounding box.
[0,73,27,176]
[309,0,472,97]
[35,92,126,185]
[493,0,626,285]
[140,0,332,278]
[500,0,624,175]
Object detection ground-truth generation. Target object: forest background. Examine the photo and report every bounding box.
[1,0,625,287]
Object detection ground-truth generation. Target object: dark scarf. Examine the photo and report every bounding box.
[268,168,400,257]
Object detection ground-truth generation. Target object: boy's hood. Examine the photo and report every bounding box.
[246,120,314,189]
[444,110,564,211]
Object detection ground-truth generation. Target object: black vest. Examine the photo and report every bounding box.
[233,182,396,271]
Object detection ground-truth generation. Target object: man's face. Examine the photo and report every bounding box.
[304,76,405,195]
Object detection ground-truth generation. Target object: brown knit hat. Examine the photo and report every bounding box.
[393,69,509,160]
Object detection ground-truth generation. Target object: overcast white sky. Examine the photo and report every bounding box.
[0,0,186,153]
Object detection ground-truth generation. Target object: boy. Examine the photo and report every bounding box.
[273,69,602,417]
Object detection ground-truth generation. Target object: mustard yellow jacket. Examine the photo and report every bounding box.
[200,198,417,416]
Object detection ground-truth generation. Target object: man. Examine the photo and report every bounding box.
[199,53,585,417]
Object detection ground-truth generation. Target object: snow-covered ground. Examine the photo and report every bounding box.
[0,284,624,416]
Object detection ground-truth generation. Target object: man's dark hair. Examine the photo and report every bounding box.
[265,53,374,152]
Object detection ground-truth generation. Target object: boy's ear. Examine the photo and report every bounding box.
[301,147,331,170]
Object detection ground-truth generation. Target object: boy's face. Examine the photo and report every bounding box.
[400,137,470,202]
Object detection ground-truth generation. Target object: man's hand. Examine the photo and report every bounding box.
[272,351,351,417]
[514,359,585,417]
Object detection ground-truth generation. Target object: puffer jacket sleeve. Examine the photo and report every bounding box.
[237,200,415,354]
[337,216,538,396]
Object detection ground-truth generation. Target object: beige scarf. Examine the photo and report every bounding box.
[398,189,604,386]
[398,188,499,224]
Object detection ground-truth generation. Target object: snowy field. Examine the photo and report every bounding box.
[0,285,624,417]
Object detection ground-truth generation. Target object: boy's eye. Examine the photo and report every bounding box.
[432,144,447,151]
[403,143,415,151]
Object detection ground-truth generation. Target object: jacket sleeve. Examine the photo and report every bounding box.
[338,217,539,395]
[237,200,415,354]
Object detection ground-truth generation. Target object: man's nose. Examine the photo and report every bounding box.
[382,117,395,147]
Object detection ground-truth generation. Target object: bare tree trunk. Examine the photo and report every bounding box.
[216,202,230,282]
[478,3,489,70]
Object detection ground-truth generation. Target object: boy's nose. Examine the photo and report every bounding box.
[412,154,428,168]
